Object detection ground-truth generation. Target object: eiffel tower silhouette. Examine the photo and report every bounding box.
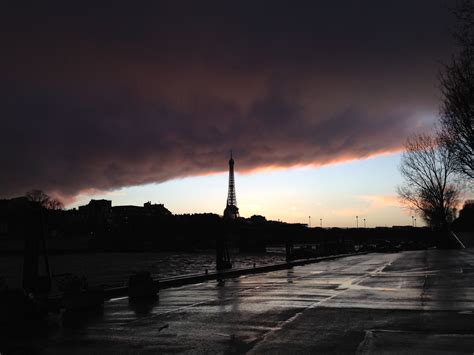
[223,150,239,220]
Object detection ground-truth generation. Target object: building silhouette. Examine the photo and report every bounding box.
[223,151,239,220]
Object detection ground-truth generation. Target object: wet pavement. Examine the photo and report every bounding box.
[5,249,474,353]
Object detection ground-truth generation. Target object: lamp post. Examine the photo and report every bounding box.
[414,218,417,227]
[308,216,311,228]
[363,218,366,228]
[356,215,359,228]
[320,218,322,228]
[411,216,414,227]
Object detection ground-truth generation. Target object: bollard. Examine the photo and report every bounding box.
[128,271,158,300]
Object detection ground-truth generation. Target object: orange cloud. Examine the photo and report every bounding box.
[358,195,403,209]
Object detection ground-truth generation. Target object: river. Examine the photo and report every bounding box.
[1,248,286,289]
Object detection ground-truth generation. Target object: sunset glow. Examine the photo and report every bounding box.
[0,1,460,227]
[67,152,420,227]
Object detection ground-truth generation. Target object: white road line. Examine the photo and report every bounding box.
[248,257,396,353]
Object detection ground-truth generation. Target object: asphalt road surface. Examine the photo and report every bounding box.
[5,249,474,354]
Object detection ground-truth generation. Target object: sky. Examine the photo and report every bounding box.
[0,1,459,226]
[70,152,415,227]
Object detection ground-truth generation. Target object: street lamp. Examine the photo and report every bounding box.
[363,218,366,228]
[320,218,322,228]
[356,215,359,228]
[308,216,311,228]
[414,218,417,227]
[411,216,414,227]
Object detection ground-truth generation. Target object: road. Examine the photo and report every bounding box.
[4,249,474,353]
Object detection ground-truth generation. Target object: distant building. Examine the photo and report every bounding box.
[78,199,112,233]
[79,199,112,214]
[224,151,240,220]
[112,205,143,219]
[249,215,267,224]
[143,202,172,217]
[112,202,172,223]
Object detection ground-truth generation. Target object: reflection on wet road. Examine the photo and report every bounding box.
[19,250,474,353]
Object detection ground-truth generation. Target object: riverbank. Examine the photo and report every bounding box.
[0,250,287,289]
[105,252,368,298]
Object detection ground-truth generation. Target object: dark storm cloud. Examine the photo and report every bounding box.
[0,1,455,199]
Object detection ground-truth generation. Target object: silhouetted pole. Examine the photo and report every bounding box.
[216,234,232,271]
[285,240,294,262]
[23,205,51,295]
[308,216,311,228]
[363,218,366,228]
[23,220,40,293]
[356,216,359,228]
[411,216,414,227]
[414,218,417,227]
[320,218,322,228]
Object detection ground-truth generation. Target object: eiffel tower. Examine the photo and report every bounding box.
[223,151,239,220]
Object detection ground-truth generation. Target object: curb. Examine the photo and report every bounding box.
[104,252,368,299]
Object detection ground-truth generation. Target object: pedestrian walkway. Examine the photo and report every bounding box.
[4,250,474,353]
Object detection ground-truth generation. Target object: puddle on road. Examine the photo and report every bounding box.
[357,329,474,354]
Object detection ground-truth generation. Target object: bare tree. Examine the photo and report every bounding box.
[439,0,474,180]
[26,189,64,210]
[46,198,64,211]
[397,134,461,230]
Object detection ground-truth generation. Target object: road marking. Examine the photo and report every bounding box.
[248,258,397,353]
[123,255,399,332]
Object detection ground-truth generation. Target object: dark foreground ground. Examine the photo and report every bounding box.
[3,249,474,354]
